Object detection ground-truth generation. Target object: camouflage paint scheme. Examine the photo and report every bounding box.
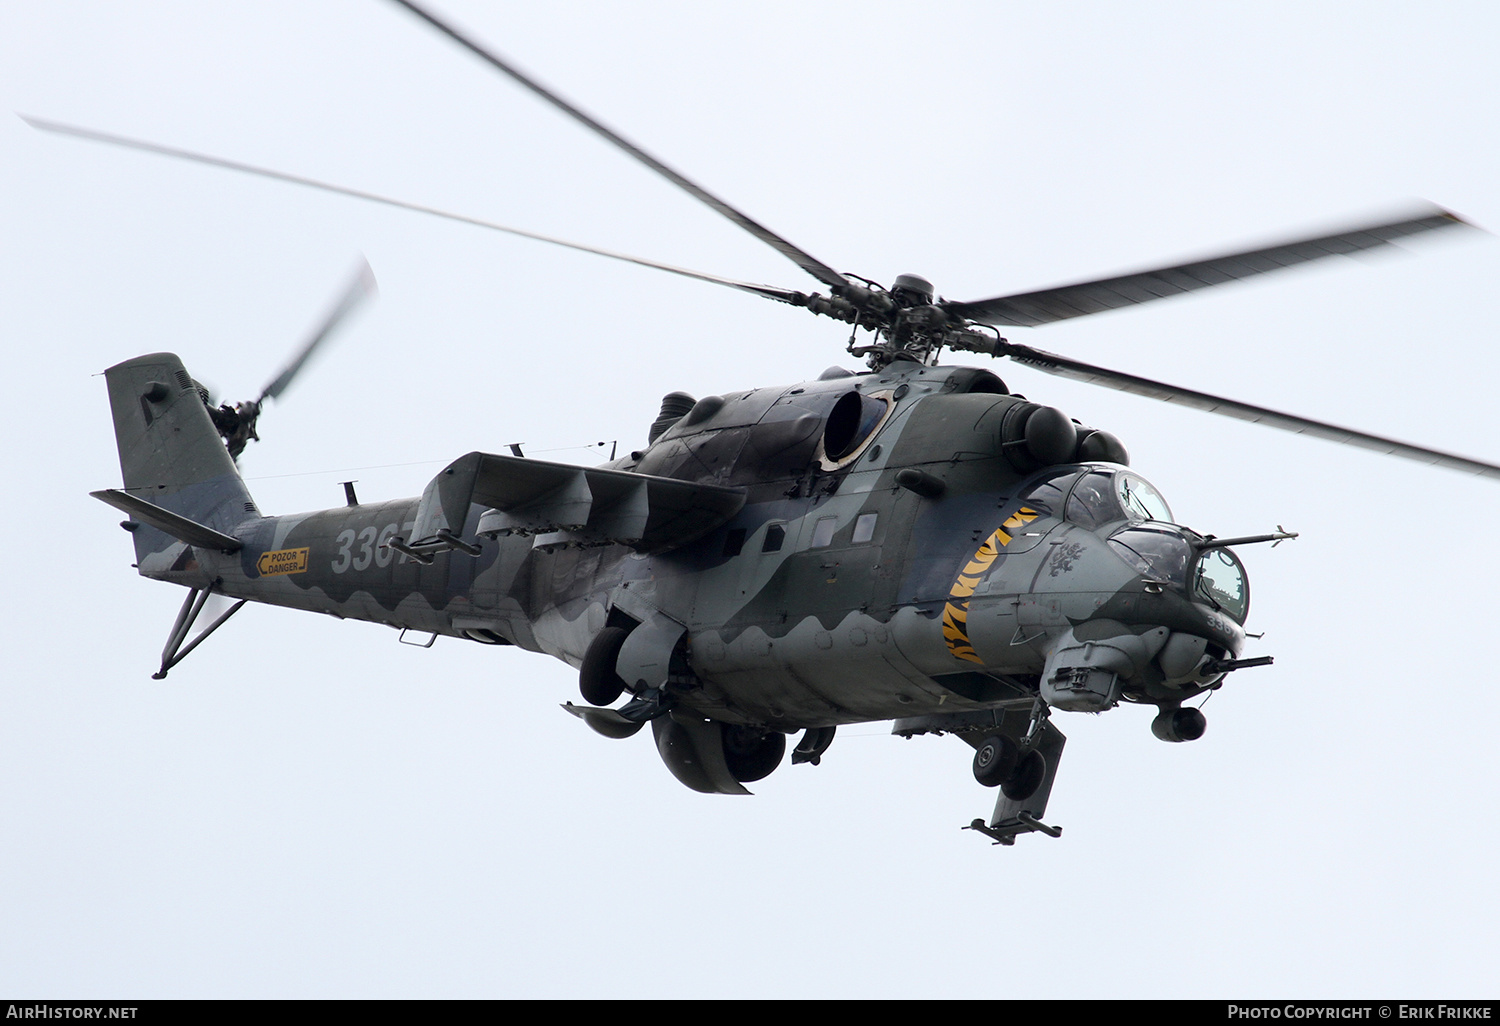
[101,351,1249,841]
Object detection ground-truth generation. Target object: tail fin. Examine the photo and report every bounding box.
[102,353,258,566]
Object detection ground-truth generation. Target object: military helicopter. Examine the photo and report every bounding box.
[59,0,1499,845]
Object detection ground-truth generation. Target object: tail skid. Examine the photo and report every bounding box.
[151,586,248,679]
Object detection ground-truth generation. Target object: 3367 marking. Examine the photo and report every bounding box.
[331,521,412,573]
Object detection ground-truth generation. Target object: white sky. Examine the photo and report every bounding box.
[2,0,1498,999]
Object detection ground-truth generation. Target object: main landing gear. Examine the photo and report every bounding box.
[578,625,629,706]
[571,624,837,793]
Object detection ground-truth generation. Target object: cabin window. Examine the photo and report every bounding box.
[810,517,838,548]
[762,523,786,552]
[722,528,746,557]
[852,512,878,544]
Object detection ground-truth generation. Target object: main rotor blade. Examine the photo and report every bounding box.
[22,115,808,309]
[948,207,1471,328]
[385,0,852,292]
[996,340,1500,480]
[260,258,378,403]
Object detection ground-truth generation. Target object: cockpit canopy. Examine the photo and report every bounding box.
[1109,524,1193,586]
[1107,524,1251,624]
[1022,466,1173,528]
[1022,465,1250,623]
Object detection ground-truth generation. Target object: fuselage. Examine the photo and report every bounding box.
[136,359,1246,734]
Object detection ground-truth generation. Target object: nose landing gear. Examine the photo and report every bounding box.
[895,708,1068,846]
[972,733,1046,801]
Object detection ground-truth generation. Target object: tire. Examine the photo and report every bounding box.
[579,626,630,706]
[972,733,1018,788]
[1001,748,1046,802]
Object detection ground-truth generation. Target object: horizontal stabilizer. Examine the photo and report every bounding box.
[91,489,243,552]
[420,452,745,553]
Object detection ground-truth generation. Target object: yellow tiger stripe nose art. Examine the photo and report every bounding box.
[943,508,1038,663]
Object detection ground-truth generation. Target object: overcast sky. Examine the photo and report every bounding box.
[2,0,1498,999]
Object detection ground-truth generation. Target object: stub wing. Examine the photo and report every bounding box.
[416,451,745,553]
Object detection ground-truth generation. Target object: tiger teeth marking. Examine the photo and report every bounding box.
[942,507,1038,663]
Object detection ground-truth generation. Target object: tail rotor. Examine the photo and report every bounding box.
[210,258,377,458]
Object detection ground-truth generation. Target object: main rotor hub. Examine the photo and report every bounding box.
[890,273,935,305]
[843,272,994,371]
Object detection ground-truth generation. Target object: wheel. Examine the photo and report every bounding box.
[972,733,1018,787]
[721,724,786,783]
[579,626,630,706]
[1001,748,1046,802]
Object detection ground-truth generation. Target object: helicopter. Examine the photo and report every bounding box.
[61,0,1500,846]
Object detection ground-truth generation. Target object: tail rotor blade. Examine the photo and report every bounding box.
[259,258,377,404]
